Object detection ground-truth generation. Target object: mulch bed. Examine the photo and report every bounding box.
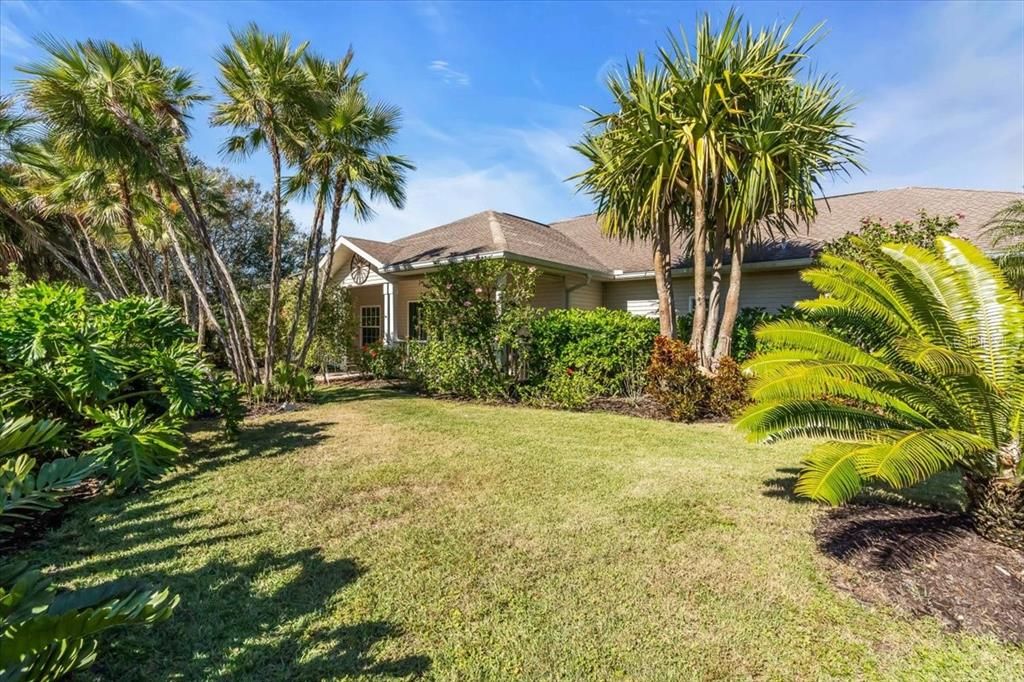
[2,478,105,555]
[815,504,1024,643]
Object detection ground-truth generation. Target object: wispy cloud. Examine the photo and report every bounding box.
[428,60,470,87]
[0,18,31,60]
[830,1,1023,194]
[413,1,448,37]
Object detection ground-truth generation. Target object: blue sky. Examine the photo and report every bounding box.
[2,0,1022,242]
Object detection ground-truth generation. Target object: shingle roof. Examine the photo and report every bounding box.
[343,188,1021,276]
[346,210,607,273]
[550,187,1021,273]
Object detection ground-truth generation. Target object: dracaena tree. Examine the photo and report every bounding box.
[573,54,686,338]
[739,237,1024,549]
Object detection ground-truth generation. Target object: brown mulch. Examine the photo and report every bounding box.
[815,504,1024,643]
[587,395,671,420]
[2,478,105,555]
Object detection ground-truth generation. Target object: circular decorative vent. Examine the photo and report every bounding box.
[349,254,370,285]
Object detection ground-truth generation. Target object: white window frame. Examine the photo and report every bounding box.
[360,305,381,346]
[407,300,426,342]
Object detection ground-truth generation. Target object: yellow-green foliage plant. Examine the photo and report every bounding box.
[738,237,1024,549]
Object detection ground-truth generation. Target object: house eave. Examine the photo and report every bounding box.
[611,257,815,280]
[381,251,612,280]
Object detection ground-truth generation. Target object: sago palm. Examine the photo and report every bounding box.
[738,237,1024,549]
[983,198,1024,293]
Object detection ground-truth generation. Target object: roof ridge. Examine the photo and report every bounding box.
[487,211,508,251]
[497,211,551,228]
[344,235,395,247]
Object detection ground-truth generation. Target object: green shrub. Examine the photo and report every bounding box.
[0,283,237,432]
[523,367,604,410]
[263,362,314,402]
[0,412,180,680]
[415,261,538,400]
[646,336,710,422]
[528,308,657,397]
[406,340,507,399]
[357,342,405,380]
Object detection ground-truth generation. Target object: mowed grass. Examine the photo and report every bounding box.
[24,387,1024,680]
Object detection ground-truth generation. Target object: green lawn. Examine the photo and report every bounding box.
[24,387,1024,680]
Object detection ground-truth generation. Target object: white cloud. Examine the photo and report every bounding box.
[831,1,1024,194]
[428,60,470,87]
[347,159,589,242]
[0,18,31,59]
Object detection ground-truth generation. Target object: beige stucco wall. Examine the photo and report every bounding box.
[350,284,384,346]
[531,273,568,310]
[567,279,603,310]
[602,268,815,316]
[394,275,426,341]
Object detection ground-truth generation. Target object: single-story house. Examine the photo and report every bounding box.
[327,187,1020,348]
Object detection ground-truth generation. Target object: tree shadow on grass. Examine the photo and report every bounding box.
[174,417,336,489]
[44,486,429,680]
[761,467,815,504]
[80,546,430,680]
[315,384,418,405]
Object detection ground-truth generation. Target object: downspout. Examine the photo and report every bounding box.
[564,274,592,309]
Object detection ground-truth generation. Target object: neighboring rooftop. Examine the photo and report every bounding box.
[343,187,1021,276]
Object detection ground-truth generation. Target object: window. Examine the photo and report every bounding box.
[408,301,426,341]
[360,306,381,346]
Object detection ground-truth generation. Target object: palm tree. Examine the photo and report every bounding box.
[295,87,413,366]
[738,237,1024,549]
[213,23,319,387]
[19,38,260,384]
[574,54,686,338]
[710,74,861,363]
[983,199,1024,293]
[658,10,751,357]
[659,11,856,369]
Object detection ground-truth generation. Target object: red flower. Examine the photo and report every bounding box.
[566,367,575,376]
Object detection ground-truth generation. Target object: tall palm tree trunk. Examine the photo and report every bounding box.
[171,145,258,380]
[0,200,100,293]
[164,219,236,372]
[711,230,745,364]
[297,176,344,366]
[284,192,325,364]
[263,136,285,388]
[118,173,160,296]
[103,246,131,297]
[75,218,119,298]
[106,105,257,383]
[701,212,727,364]
[652,214,676,338]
